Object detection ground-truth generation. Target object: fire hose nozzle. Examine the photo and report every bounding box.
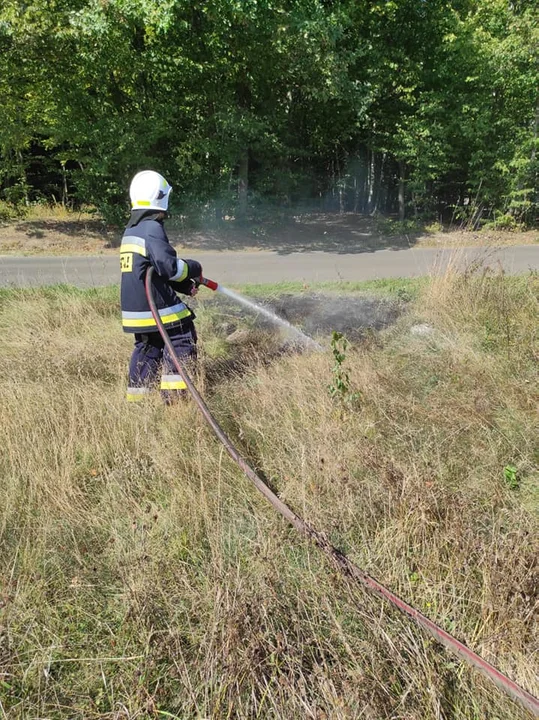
[200,276,218,291]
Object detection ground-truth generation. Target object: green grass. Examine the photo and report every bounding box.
[228,277,426,299]
[0,283,119,303]
[0,278,420,304]
[0,272,537,718]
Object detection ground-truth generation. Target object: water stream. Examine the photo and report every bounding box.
[217,285,322,350]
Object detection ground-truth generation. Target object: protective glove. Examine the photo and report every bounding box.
[184,259,202,281]
[170,277,198,296]
[169,259,202,296]
[188,281,199,297]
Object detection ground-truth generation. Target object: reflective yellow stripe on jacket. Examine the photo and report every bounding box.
[121,302,191,330]
[121,236,147,256]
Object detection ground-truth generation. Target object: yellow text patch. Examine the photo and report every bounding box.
[120,252,133,273]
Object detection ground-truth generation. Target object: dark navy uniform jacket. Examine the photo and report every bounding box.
[120,216,197,334]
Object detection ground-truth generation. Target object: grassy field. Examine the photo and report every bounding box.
[0,271,538,719]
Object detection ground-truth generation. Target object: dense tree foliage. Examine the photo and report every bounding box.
[0,0,537,225]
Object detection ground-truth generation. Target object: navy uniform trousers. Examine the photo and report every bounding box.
[126,321,197,403]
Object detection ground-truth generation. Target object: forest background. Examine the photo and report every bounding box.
[0,0,537,230]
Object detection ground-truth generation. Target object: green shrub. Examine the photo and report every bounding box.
[482,213,523,232]
[375,217,422,236]
[0,200,26,223]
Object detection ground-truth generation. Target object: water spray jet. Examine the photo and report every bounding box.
[198,275,322,350]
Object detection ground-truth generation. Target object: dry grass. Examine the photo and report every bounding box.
[0,206,117,256]
[415,228,539,248]
[0,272,537,719]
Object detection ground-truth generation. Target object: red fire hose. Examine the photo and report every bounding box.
[145,267,539,718]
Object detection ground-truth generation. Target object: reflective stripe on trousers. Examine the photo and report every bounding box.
[126,387,151,402]
[126,325,196,401]
[160,374,187,391]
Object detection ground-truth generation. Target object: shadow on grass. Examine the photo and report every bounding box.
[14,218,120,243]
[9,213,422,255]
[168,213,421,255]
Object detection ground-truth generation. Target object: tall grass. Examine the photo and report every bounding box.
[0,273,537,719]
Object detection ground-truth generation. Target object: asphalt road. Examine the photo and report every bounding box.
[1,246,538,288]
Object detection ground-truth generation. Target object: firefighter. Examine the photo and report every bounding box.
[120,170,202,403]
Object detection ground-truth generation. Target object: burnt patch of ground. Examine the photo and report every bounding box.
[201,335,287,387]
[266,293,402,341]
[200,292,402,388]
[204,292,403,344]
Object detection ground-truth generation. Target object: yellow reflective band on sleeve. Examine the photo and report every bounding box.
[161,376,187,390]
[177,262,189,282]
[133,200,151,207]
[120,244,147,257]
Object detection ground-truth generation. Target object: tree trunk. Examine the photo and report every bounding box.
[237,149,248,220]
[353,149,366,213]
[16,150,29,205]
[398,161,406,221]
[367,149,375,214]
[61,161,68,207]
[338,152,345,214]
[372,152,385,215]
[531,97,538,163]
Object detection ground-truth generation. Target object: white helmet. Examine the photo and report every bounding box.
[129,170,172,212]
